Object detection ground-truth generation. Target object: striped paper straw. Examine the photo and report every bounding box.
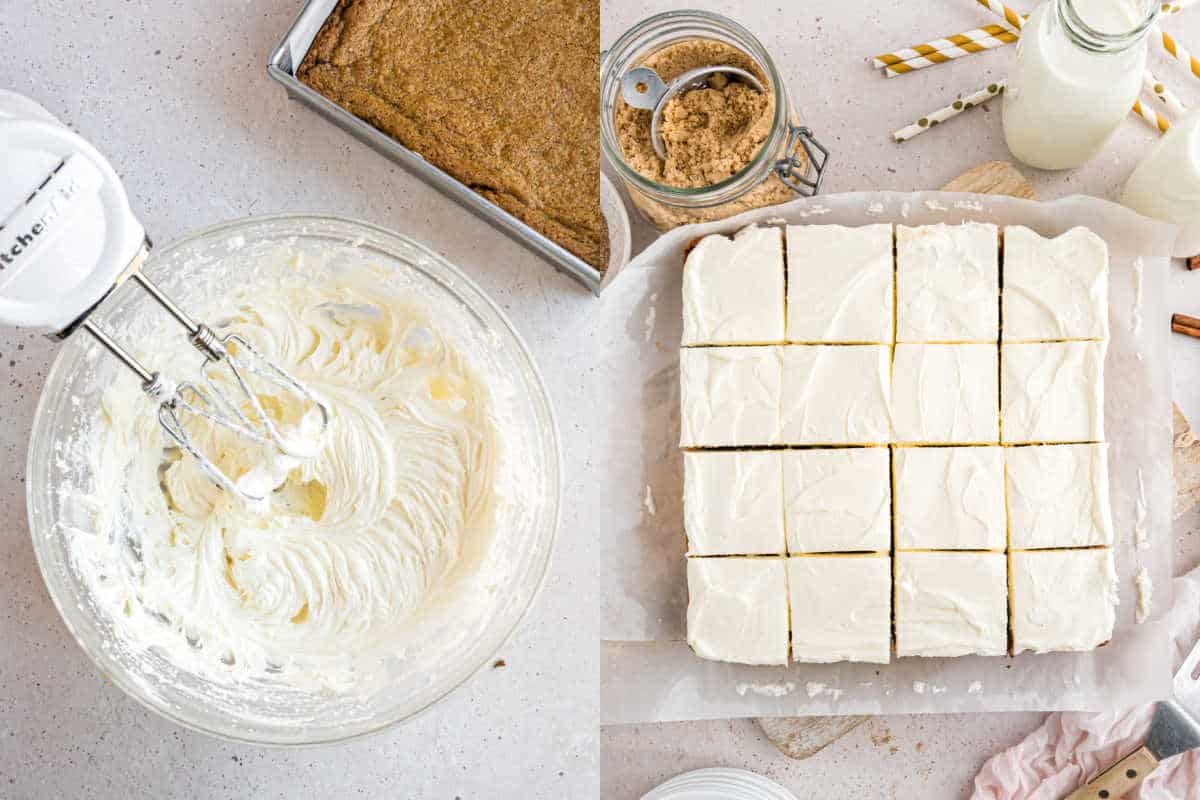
[1144,69,1188,116]
[973,0,1025,31]
[884,30,1019,76]
[1132,98,1172,132]
[1159,28,1200,82]
[894,81,1006,142]
[871,25,1015,68]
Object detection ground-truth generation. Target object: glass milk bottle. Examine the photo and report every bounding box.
[1003,0,1157,170]
[1123,109,1200,253]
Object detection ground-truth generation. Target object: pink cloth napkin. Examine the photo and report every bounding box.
[971,567,1200,800]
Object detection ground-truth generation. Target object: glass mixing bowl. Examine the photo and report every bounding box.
[26,214,561,745]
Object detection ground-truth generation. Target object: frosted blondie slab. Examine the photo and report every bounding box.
[1006,444,1114,549]
[680,346,781,447]
[1002,226,1109,342]
[1010,549,1118,654]
[779,345,892,445]
[892,344,999,444]
[1001,341,1105,444]
[783,448,890,553]
[682,226,786,346]
[895,551,1008,658]
[785,223,893,343]
[788,555,891,664]
[896,222,999,342]
[686,557,789,666]
[894,446,1006,550]
[684,451,785,556]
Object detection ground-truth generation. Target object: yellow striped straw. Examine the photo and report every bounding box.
[871,25,1015,68]
[973,0,1025,31]
[882,30,1019,76]
[1132,99,1172,133]
[1159,28,1200,82]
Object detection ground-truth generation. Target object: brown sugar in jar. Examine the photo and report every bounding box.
[602,13,827,232]
[615,40,796,229]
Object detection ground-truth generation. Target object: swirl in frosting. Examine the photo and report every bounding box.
[88,262,499,689]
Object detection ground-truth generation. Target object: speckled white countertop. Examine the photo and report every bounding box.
[5,0,1200,798]
[603,0,1200,798]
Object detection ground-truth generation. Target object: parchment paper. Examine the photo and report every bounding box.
[594,191,1178,725]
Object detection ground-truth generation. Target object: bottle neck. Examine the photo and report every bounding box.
[1055,0,1157,54]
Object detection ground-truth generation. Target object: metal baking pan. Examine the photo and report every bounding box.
[267,0,604,293]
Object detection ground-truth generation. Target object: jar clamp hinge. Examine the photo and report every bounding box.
[774,124,830,197]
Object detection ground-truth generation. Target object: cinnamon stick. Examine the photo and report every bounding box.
[1172,313,1200,337]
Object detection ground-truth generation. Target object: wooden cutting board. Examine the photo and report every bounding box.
[753,160,1034,760]
[940,161,1035,199]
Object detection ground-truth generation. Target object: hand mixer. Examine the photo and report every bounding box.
[0,91,330,502]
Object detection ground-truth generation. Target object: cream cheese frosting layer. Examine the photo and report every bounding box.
[892,344,999,443]
[684,450,785,555]
[1001,341,1105,444]
[779,345,892,445]
[897,222,999,343]
[895,551,1008,657]
[894,446,1006,550]
[686,557,789,666]
[786,224,894,343]
[1005,444,1114,549]
[1010,549,1118,654]
[680,346,782,447]
[1002,226,1109,342]
[783,448,890,553]
[83,266,501,689]
[788,555,891,664]
[683,226,785,346]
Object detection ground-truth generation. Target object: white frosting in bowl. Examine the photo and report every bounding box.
[30,216,558,743]
[91,271,500,689]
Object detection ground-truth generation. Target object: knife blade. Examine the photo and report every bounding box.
[1173,631,1200,723]
[1145,701,1200,762]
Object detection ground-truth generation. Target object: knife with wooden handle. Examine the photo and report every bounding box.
[1067,640,1200,799]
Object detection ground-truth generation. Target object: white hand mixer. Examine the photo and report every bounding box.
[0,91,329,501]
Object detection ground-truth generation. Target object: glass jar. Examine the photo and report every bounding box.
[600,10,829,231]
[1002,0,1157,170]
[1123,108,1200,254]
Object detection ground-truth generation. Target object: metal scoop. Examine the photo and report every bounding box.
[620,65,767,161]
